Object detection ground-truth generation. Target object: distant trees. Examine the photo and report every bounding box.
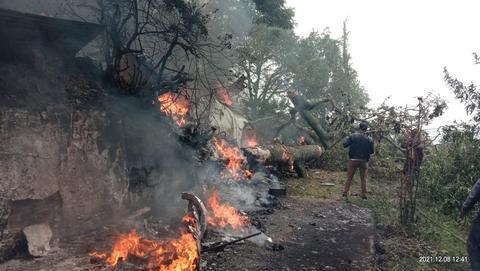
[289,25,368,140]
[292,24,368,108]
[236,25,296,119]
[236,19,369,123]
[252,0,294,29]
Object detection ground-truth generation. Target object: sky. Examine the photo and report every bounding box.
[285,0,480,134]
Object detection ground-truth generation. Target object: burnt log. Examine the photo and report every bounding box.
[244,144,323,165]
[244,144,323,177]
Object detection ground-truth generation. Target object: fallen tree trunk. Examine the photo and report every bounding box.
[243,144,323,177]
[288,93,331,148]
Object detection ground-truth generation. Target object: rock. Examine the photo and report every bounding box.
[268,243,284,251]
[22,224,52,257]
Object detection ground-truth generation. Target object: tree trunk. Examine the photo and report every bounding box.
[288,93,331,148]
[243,144,323,168]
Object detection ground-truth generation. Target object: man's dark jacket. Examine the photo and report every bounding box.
[463,179,480,271]
[343,132,374,161]
[463,179,480,222]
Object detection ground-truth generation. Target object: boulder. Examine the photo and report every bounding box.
[22,224,52,257]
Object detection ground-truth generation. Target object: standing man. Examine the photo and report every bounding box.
[342,122,374,199]
[461,179,480,271]
[401,128,425,176]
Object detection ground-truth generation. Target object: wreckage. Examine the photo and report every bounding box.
[0,5,330,271]
[87,192,265,271]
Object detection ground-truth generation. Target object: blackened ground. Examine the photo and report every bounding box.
[203,197,376,271]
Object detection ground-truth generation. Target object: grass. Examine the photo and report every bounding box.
[288,170,345,199]
[288,169,471,271]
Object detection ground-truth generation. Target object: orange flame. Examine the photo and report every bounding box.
[280,145,292,161]
[279,145,294,170]
[298,136,305,145]
[213,138,252,179]
[244,169,253,179]
[158,92,189,126]
[216,87,233,106]
[207,188,249,230]
[244,133,258,148]
[89,216,199,270]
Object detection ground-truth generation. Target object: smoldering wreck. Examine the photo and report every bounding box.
[0,4,376,271]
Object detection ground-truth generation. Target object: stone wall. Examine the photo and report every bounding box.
[0,107,128,236]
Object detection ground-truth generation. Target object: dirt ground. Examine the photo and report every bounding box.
[0,172,377,271]
[203,197,376,271]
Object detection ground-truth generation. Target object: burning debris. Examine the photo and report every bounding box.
[297,136,306,145]
[88,189,267,271]
[201,231,262,253]
[0,1,344,271]
[158,91,190,126]
[243,133,258,148]
[89,194,204,271]
[181,193,208,241]
[215,86,234,107]
[212,137,252,180]
[206,188,249,231]
[89,228,199,271]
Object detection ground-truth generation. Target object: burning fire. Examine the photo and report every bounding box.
[298,136,305,145]
[244,169,253,179]
[207,188,249,230]
[89,216,199,271]
[216,86,233,106]
[244,133,258,148]
[280,145,292,161]
[213,138,252,179]
[280,144,294,171]
[158,92,190,126]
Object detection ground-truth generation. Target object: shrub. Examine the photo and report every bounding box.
[421,125,480,216]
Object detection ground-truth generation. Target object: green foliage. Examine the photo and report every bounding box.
[236,24,297,119]
[429,53,480,218]
[369,140,403,180]
[318,143,347,171]
[253,0,295,29]
[291,27,369,109]
[421,124,480,216]
[444,53,480,121]
[236,19,371,126]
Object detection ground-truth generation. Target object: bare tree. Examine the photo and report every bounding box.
[67,0,232,97]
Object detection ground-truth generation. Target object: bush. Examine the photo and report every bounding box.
[318,142,348,171]
[421,126,480,216]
